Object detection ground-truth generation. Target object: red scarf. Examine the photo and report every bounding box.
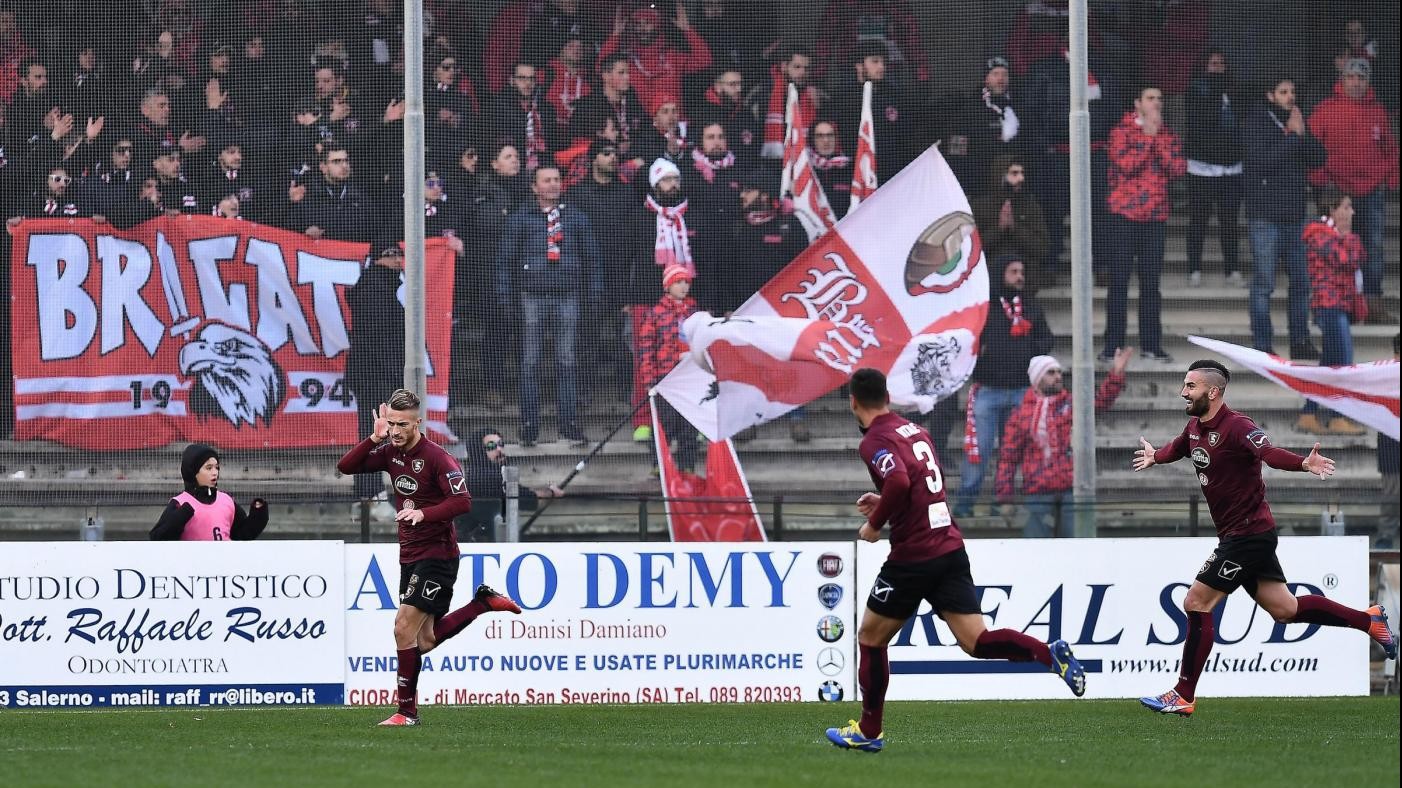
[544,205,562,262]
[764,64,815,151]
[644,194,693,270]
[690,147,735,183]
[963,383,981,464]
[809,149,851,170]
[1001,295,1032,337]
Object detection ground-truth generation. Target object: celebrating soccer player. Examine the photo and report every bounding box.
[337,389,523,726]
[826,369,1087,753]
[1132,360,1396,716]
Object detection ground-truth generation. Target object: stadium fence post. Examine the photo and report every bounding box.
[1069,0,1098,538]
[1189,495,1199,537]
[772,495,784,541]
[503,465,521,542]
[358,499,370,543]
[637,496,649,540]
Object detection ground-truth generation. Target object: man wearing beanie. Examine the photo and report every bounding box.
[632,264,700,471]
[995,348,1131,537]
[941,54,1027,198]
[1308,57,1399,323]
[952,254,1052,518]
[150,443,268,540]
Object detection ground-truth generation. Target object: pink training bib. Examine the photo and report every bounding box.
[172,490,237,541]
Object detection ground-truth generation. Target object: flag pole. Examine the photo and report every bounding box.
[518,397,649,536]
[1068,0,1097,538]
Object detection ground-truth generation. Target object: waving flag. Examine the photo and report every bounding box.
[850,80,879,212]
[651,395,766,542]
[657,145,990,441]
[1188,336,1400,439]
[780,83,839,242]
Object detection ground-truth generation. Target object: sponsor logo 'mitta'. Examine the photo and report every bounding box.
[394,475,419,495]
[1191,447,1211,468]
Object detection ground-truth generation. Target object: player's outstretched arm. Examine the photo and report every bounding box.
[1300,442,1336,480]
[1132,437,1157,471]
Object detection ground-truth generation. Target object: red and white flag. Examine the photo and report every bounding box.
[780,83,839,242]
[651,395,766,542]
[849,80,878,212]
[1188,336,1400,439]
[657,145,990,441]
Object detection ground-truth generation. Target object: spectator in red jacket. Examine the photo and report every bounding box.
[596,3,712,125]
[995,348,1130,537]
[635,263,700,473]
[1296,188,1368,437]
[1307,58,1398,323]
[543,33,591,130]
[1101,85,1186,365]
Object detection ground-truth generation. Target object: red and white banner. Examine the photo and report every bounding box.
[1188,336,1400,439]
[9,217,456,449]
[849,80,879,212]
[651,396,765,541]
[657,145,990,441]
[780,83,839,242]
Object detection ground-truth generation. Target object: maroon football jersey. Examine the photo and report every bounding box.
[859,412,965,562]
[337,435,472,561]
[1154,405,1305,539]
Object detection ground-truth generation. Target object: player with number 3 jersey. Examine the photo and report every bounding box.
[826,369,1087,754]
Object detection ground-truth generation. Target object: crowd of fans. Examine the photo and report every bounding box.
[0,1,1396,465]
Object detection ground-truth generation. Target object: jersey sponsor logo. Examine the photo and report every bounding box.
[872,448,896,477]
[1198,472,1209,485]
[394,474,419,495]
[1208,431,1220,447]
[391,457,405,465]
[1246,430,1270,448]
[817,615,845,642]
[1218,560,1242,580]
[818,583,843,610]
[818,553,844,578]
[1191,447,1211,468]
[1189,433,1200,440]
[421,580,441,601]
[412,459,425,473]
[819,680,844,702]
[402,500,415,509]
[817,647,845,677]
[869,576,893,603]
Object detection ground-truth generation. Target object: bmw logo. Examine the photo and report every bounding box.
[817,615,845,643]
[819,680,844,702]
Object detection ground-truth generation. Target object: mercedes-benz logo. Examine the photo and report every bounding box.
[817,647,845,676]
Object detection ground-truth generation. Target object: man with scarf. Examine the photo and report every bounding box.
[572,54,645,165]
[748,47,819,160]
[596,3,712,129]
[686,120,740,249]
[995,349,1130,538]
[951,255,1053,519]
[630,158,695,441]
[543,33,592,131]
[808,119,853,219]
[827,41,914,183]
[941,55,1026,198]
[702,68,759,166]
[495,164,602,447]
[712,167,806,315]
[491,61,558,172]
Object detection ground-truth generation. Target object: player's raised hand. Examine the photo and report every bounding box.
[372,403,391,442]
[1132,436,1157,471]
[396,507,425,525]
[1302,442,1336,480]
[856,492,880,516]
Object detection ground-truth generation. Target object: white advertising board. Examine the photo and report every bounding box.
[0,542,346,707]
[343,543,858,705]
[854,536,1370,699]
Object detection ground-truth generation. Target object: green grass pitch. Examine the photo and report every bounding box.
[3,697,1398,787]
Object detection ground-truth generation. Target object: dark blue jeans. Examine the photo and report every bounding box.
[1103,215,1166,353]
[1248,219,1310,350]
[1351,188,1385,296]
[518,294,580,435]
[953,385,1026,515]
[1302,307,1353,421]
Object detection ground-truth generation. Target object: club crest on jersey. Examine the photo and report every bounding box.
[872,448,896,477]
[394,474,419,495]
[1198,472,1209,485]
[1246,430,1270,448]
[412,459,425,473]
[1207,431,1220,447]
[1191,447,1210,468]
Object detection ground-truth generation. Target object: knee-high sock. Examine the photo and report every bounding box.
[433,599,488,643]
[395,647,422,716]
[972,629,1053,667]
[1289,595,1369,630]
[858,644,889,739]
[1173,611,1214,702]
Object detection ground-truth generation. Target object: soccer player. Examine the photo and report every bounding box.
[826,369,1087,753]
[336,389,523,726]
[1132,360,1396,716]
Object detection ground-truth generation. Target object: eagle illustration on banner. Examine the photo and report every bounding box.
[656,144,990,442]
